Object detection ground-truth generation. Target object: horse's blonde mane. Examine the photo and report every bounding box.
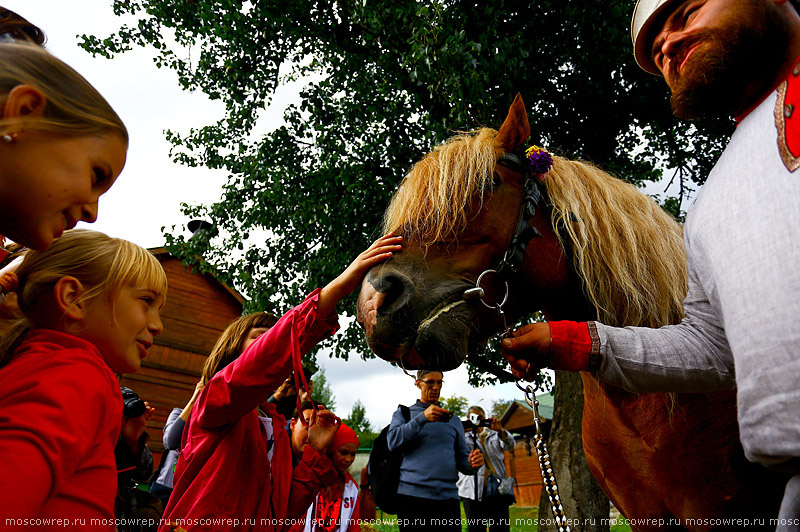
[384,128,500,245]
[384,128,687,328]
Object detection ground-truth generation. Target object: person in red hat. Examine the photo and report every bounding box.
[293,423,361,532]
[501,0,800,525]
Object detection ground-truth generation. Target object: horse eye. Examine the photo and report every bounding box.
[490,172,502,189]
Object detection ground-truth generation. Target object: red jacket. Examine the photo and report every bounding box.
[160,290,340,532]
[290,471,361,532]
[0,329,122,531]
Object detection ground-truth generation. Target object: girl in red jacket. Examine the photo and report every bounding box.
[294,423,362,532]
[0,229,167,529]
[160,233,402,532]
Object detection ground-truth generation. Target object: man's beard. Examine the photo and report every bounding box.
[669,2,793,120]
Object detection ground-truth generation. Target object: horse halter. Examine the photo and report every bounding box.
[463,152,544,336]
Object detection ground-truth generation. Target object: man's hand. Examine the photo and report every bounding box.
[489,417,503,432]
[307,409,341,453]
[423,404,451,422]
[469,449,484,469]
[501,322,552,380]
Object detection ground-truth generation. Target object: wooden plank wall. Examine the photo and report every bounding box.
[119,255,244,457]
[505,438,544,507]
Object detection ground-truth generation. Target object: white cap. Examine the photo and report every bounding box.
[631,0,685,75]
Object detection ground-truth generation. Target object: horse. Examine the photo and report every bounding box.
[356,94,785,530]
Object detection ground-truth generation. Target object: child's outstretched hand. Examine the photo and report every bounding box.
[318,233,403,317]
[307,409,342,453]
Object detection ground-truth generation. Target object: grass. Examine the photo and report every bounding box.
[362,506,632,531]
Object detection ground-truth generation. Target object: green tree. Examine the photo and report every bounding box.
[344,399,378,449]
[441,395,469,418]
[310,368,335,411]
[79,3,733,529]
[344,399,372,433]
[491,399,511,419]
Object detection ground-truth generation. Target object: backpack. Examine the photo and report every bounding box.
[366,404,410,515]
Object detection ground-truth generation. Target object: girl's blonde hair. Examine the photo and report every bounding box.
[0,229,167,366]
[0,41,127,141]
[201,312,278,385]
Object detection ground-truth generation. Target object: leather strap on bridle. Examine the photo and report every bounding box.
[493,153,544,282]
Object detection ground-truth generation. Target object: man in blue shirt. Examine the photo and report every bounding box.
[387,370,484,532]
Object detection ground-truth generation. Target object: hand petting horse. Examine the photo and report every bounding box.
[357,94,785,530]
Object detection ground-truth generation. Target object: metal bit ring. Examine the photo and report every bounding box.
[474,269,509,310]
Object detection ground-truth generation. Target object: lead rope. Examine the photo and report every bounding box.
[290,309,318,428]
[464,272,570,531]
[517,381,571,532]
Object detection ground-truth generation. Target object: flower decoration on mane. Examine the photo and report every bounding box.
[525,145,554,177]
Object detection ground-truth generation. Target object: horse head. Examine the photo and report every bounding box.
[357,94,572,371]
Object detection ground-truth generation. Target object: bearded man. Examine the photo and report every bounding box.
[500,0,800,524]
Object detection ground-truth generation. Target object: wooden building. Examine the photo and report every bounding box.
[118,248,245,459]
[499,393,554,507]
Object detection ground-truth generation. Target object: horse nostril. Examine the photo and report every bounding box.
[370,271,415,314]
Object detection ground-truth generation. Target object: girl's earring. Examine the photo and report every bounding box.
[1,132,18,144]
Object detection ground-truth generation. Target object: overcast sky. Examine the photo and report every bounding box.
[7,0,533,428]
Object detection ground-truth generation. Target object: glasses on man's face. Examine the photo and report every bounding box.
[421,379,444,386]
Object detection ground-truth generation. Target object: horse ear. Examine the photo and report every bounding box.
[496,93,531,153]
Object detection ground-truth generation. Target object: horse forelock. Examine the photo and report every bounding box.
[543,158,688,328]
[383,128,500,246]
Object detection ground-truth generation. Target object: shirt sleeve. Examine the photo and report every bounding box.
[595,248,735,393]
[386,407,426,451]
[485,429,514,455]
[286,445,339,521]
[454,418,476,475]
[195,289,339,429]
[163,409,185,450]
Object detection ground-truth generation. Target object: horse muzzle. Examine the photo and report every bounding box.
[357,261,475,371]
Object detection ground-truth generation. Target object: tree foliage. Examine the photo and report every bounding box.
[79,1,732,383]
[441,394,469,418]
[344,399,372,433]
[491,399,511,419]
[344,399,378,449]
[310,368,336,411]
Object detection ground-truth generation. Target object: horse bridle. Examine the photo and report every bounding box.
[463,151,572,532]
[462,152,544,336]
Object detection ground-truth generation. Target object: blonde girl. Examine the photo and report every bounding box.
[0,41,128,251]
[0,229,167,526]
[160,233,402,532]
